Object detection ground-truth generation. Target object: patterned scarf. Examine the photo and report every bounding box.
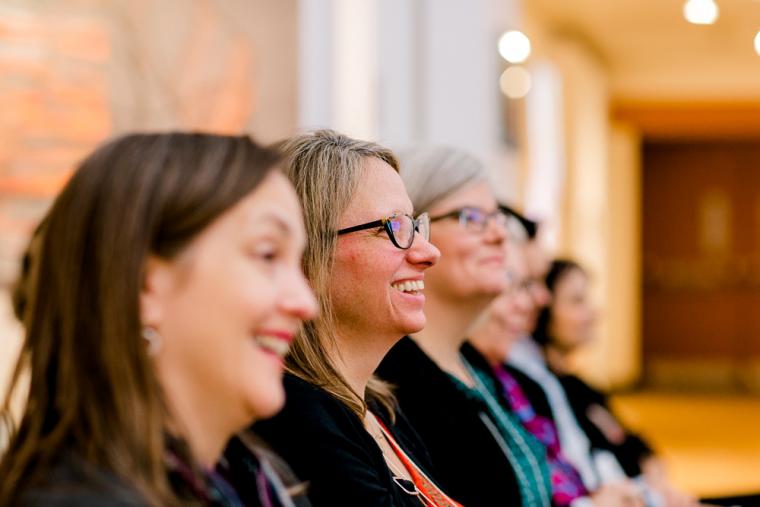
[165,447,247,507]
[454,357,553,507]
[166,439,291,507]
[493,364,589,506]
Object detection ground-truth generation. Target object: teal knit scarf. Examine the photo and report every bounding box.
[450,357,553,507]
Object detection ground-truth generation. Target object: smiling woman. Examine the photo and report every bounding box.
[376,145,554,507]
[0,133,317,507]
[226,130,462,507]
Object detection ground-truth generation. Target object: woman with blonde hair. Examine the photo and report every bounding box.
[228,130,462,506]
[0,133,317,506]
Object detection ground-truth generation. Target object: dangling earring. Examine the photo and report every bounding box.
[142,326,163,356]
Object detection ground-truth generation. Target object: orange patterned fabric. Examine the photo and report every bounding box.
[374,417,464,507]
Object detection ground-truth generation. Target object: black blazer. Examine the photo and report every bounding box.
[557,374,652,477]
[376,336,522,507]
[20,447,284,507]
[253,373,438,507]
[18,453,147,507]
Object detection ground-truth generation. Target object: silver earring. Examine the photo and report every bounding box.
[141,326,162,356]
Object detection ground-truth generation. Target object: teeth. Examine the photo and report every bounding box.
[392,280,424,293]
[254,336,290,358]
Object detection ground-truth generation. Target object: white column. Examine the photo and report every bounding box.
[298,0,334,130]
[298,0,523,175]
[376,0,419,146]
[524,60,566,251]
[332,0,378,139]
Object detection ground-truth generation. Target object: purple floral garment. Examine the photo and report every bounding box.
[493,364,589,506]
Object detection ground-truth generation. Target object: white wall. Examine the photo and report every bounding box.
[553,38,615,387]
[524,23,643,388]
[298,0,523,195]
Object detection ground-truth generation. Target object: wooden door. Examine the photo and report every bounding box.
[642,141,760,390]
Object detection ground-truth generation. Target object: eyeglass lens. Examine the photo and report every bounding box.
[387,214,429,249]
[460,208,507,232]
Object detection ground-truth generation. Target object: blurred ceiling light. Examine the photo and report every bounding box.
[498,30,531,64]
[499,66,532,99]
[755,31,760,56]
[683,0,719,25]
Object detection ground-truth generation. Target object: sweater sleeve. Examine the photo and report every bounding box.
[20,491,146,507]
[561,375,653,476]
[18,455,148,507]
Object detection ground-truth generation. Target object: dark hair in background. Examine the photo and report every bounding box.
[532,259,586,346]
[498,204,538,240]
[10,218,47,323]
[0,133,281,506]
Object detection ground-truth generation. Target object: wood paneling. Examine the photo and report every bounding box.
[642,141,760,387]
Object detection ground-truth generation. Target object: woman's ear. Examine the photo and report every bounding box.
[140,255,174,328]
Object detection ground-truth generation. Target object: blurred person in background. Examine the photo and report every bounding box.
[231,130,462,507]
[501,211,636,500]
[534,259,700,507]
[0,133,317,507]
[498,205,552,369]
[376,146,554,507]
[469,231,647,507]
[534,260,650,476]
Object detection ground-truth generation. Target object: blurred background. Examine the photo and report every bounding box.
[0,0,759,498]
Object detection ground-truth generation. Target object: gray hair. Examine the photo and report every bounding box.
[397,145,490,213]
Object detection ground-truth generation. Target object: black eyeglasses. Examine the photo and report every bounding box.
[337,212,430,250]
[429,206,508,233]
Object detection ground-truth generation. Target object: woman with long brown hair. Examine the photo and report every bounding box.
[0,132,316,506]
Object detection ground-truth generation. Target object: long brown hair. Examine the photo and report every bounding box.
[0,133,281,506]
[280,129,397,419]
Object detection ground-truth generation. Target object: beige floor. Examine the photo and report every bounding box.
[612,391,760,498]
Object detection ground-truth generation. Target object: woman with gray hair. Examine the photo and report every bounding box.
[376,145,554,507]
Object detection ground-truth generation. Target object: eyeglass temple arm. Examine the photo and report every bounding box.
[337,219,386,235]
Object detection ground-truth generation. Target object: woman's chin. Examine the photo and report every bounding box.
[245,385,286,421]
[396,312,427,337]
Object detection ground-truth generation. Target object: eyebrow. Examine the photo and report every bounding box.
[254,212,293,235]
[465,205,498,212]
[391,208,414,217]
